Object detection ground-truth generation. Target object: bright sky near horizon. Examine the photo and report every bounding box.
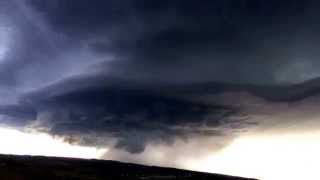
[0,126,318,180]
[0,127,107,159]
[185,131,320,180]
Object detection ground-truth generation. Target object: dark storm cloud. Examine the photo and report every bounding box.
[17,77,239,153]
[26,0,320,84]
[0,0,106,98]
[1,0,320,156]
[0,104,36,120]
[4,74,320,154]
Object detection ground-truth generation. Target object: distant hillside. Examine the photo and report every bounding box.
[0,154,257,180]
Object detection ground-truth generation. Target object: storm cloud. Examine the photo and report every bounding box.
[17,76,238,153]
[23,0,320,84]
[0,0,320,166]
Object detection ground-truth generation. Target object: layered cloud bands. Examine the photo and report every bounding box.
[0,0,320,171]
[15,76,237,153]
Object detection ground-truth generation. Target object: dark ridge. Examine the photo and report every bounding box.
[0,154,257,180]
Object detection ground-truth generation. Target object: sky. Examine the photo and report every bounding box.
[1,0,320,179]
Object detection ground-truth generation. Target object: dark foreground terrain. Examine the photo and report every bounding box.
[0,154,257,180]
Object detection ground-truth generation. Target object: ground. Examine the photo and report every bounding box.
[0,154,257,180]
